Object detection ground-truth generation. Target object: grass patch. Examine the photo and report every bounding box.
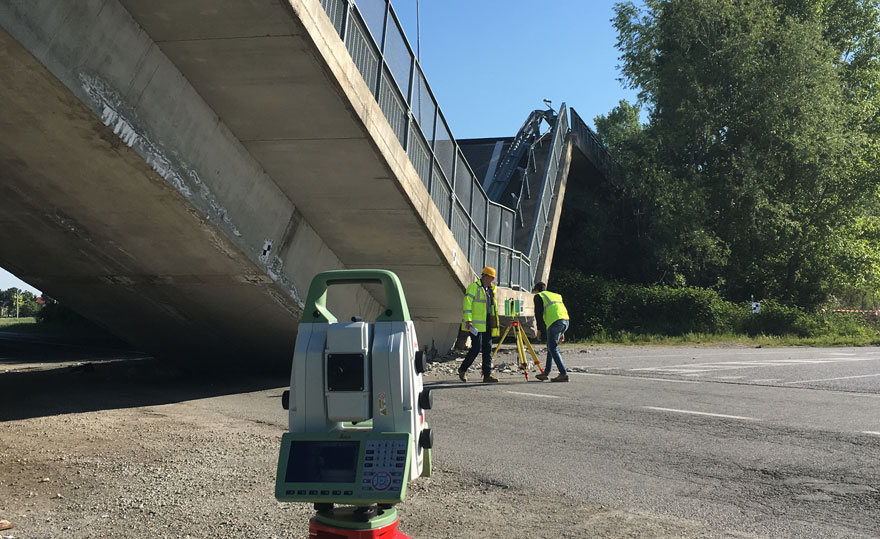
[0,316,122,344]
[0,317,37,330]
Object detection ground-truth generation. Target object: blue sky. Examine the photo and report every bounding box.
[0,0,639,296]
[0,267,39,295]
[389,0,639,138]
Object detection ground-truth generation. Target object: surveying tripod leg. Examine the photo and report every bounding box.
[521,327,543,374]
[491,324,513,362]
[514,325,529,381]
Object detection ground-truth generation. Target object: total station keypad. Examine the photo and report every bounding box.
[361,439,407,492]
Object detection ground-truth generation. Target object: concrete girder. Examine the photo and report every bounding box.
[0,0,484,368]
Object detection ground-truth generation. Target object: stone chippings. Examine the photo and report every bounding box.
[425,346,544,377]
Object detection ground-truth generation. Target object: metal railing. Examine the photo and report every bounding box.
[569,107,615,178]
[318,0,529,288]
[525,105,569,290]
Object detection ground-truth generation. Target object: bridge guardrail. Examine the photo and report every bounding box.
[526,104,569,287]
[319,0,533,289]
[569,107,616,178]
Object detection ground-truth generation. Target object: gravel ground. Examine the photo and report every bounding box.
[0,346,738,538]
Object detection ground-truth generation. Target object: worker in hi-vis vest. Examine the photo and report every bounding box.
[458,266,500,383]
[532,281,570,382]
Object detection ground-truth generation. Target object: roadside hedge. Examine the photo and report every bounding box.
[550,269,870,339]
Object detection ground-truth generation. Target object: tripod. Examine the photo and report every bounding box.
[491,320,542,381]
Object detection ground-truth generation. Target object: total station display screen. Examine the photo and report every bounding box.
[285,441,360,483]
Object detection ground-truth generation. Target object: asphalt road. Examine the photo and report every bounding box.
[2,335,878,537]
[430,345,880,538]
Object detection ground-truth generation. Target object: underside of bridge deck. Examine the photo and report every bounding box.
[0,0,479,368]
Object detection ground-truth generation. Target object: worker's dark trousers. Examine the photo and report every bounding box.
[460,331,493,377]
[543,319,569,375]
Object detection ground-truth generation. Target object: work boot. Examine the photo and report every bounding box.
[535,373,549,381]
[551,374,569,382]
[482,374,499,383]
[458,369,468,382]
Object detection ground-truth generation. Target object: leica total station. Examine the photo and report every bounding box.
[276,270,433,536]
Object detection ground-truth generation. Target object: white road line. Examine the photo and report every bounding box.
[751,379,781,383]
[714,376,745,380]
[506,391,561,399]
[568,373,700,383]
[593,349,833,360]
[786,373,880,384]
[630,356,880,375]
[774,359,838,364]
[862,431,880,436]
[635,377,701,384]
[643,406,759,421]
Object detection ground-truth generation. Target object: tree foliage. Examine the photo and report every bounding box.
[572,0,880,307]
[0,288,41,317]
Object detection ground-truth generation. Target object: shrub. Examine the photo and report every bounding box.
[549,269,860,339]
[552,270,730,339]
[36,303,95,326]
[821,311,874,337]
[738,300,819,337]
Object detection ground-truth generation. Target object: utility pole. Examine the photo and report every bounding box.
[416,0,420,62]
[15,293,21,318]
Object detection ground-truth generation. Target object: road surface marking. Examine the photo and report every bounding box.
[568,373,700,384]
[714,376,745,380]
[630,356,880,375]
[591,350,839,360]
[506,391,560,399]
[634,377,701,384]
[786,373,880,384]
[862,431,880,436]
[750,379,781,383]
[643,406,759,421]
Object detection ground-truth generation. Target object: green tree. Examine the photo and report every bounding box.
[555,101,653,281]
[603,0,880,306]
[0,288,41,317]
[17,290,41,317]
[0,288,19,317]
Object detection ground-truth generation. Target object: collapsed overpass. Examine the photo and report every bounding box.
[0,0,612,369]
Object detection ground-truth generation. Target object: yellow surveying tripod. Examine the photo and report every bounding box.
[491,299,542,381]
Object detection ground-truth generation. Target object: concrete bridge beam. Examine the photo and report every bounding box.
[0,0,488,367]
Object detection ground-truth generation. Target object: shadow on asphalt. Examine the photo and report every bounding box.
[0,332,288,422]
[425,381,474,391]
[424,378,537,391]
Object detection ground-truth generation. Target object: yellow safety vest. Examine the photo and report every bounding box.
[462,281,500,337]
[538,291,569,327]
